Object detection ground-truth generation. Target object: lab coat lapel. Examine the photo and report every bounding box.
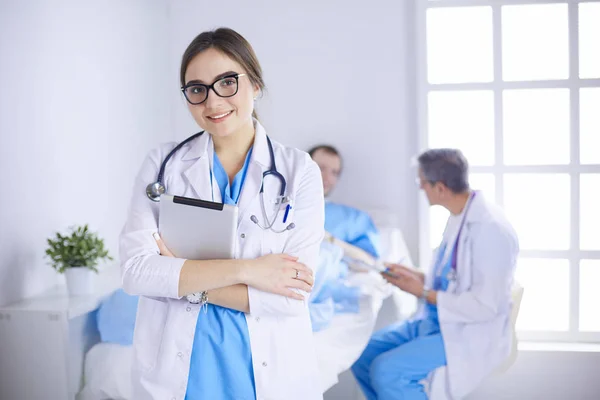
[453,192,486,291]
[237,162,264,225]
[454,223,472,291]
[181,133,221,202]
[237,121,270,225]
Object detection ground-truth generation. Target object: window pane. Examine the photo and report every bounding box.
[426,7,493,84]
[429,173,494,248]
[502,4,568,81]
[504,174,570,250]
[515,258,569,331]
[503,89,570,165]
[428,91,494,166]
[470,173,495,201]
[580,88,600,164]
[579,3,600,79]
[580,174,600,250]
[580,260,600,332]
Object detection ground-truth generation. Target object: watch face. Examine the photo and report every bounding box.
[187,292,201,304]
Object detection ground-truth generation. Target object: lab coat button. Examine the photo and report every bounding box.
[240,233,246,238]
[262,361,267,367]
[177,352,183,358]
[255,317,260,322]
[186,306,191,312]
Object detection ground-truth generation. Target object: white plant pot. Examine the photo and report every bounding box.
[64,267,95,296]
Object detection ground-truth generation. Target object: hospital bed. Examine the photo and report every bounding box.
[77,211,415,400]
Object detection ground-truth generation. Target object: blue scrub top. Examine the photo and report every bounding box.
[424,242,454,331]
[324,202,381,258]
[185,148,256,400]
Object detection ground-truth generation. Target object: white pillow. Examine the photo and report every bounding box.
[377,226,414,266]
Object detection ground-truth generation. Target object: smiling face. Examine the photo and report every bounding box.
[183,47,259,138]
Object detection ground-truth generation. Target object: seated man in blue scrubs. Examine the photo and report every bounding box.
[308,145,381,259]
[351,149,519,400]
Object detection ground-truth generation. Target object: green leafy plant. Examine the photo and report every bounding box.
[45,224,113,273]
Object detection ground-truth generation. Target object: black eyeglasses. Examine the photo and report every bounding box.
[181,73,247,105]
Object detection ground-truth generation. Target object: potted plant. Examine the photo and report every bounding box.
[45,224,113,296]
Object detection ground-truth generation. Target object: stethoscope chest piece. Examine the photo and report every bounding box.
[146,182,166,202]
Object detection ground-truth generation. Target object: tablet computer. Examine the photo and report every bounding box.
[158,194,238,260]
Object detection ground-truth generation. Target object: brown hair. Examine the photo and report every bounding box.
[308,144,341,159]
[308,144,343,173]
[180,28,264,120]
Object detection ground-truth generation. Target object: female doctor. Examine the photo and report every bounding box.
[351,149,519,400]
[119,28,325,400]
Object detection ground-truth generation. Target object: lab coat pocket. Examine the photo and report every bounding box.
[261,204,295,255]
[132,296,168,372]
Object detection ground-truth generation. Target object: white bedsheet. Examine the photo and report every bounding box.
[78,271,392,400]
[78,343,133,400]
[314,271,391,392]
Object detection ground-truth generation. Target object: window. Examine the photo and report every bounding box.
[417,0,600,343]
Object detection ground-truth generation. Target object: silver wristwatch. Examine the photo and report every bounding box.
[420,288,430,302]
[186,291,208,306]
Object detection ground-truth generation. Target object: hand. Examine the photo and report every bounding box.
[382,265,424,298]
[153,232,174,257]
[384,263,425,283]
[241,254,314,300]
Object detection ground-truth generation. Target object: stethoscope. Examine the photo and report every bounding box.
[146,131,296,233]
[437,191,477,283]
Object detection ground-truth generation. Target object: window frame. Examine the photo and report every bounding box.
[416,0,600,342]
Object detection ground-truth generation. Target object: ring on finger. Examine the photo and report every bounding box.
[295,270,300,279]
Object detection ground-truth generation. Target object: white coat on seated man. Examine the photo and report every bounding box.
[352,148,519,400]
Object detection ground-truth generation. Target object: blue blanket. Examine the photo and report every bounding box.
[308,241,361,332]
[96,288,139,345]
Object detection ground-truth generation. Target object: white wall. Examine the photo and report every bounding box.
[168,0,419,258]
[0,0,172,306]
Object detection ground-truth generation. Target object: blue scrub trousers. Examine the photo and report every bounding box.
[351,319,447,400]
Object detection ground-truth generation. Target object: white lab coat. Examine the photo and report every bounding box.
[424,193,519,399]
[119,121,325,400]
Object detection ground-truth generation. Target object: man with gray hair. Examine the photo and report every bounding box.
[418,148,470,195]
[352,148,519,400]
